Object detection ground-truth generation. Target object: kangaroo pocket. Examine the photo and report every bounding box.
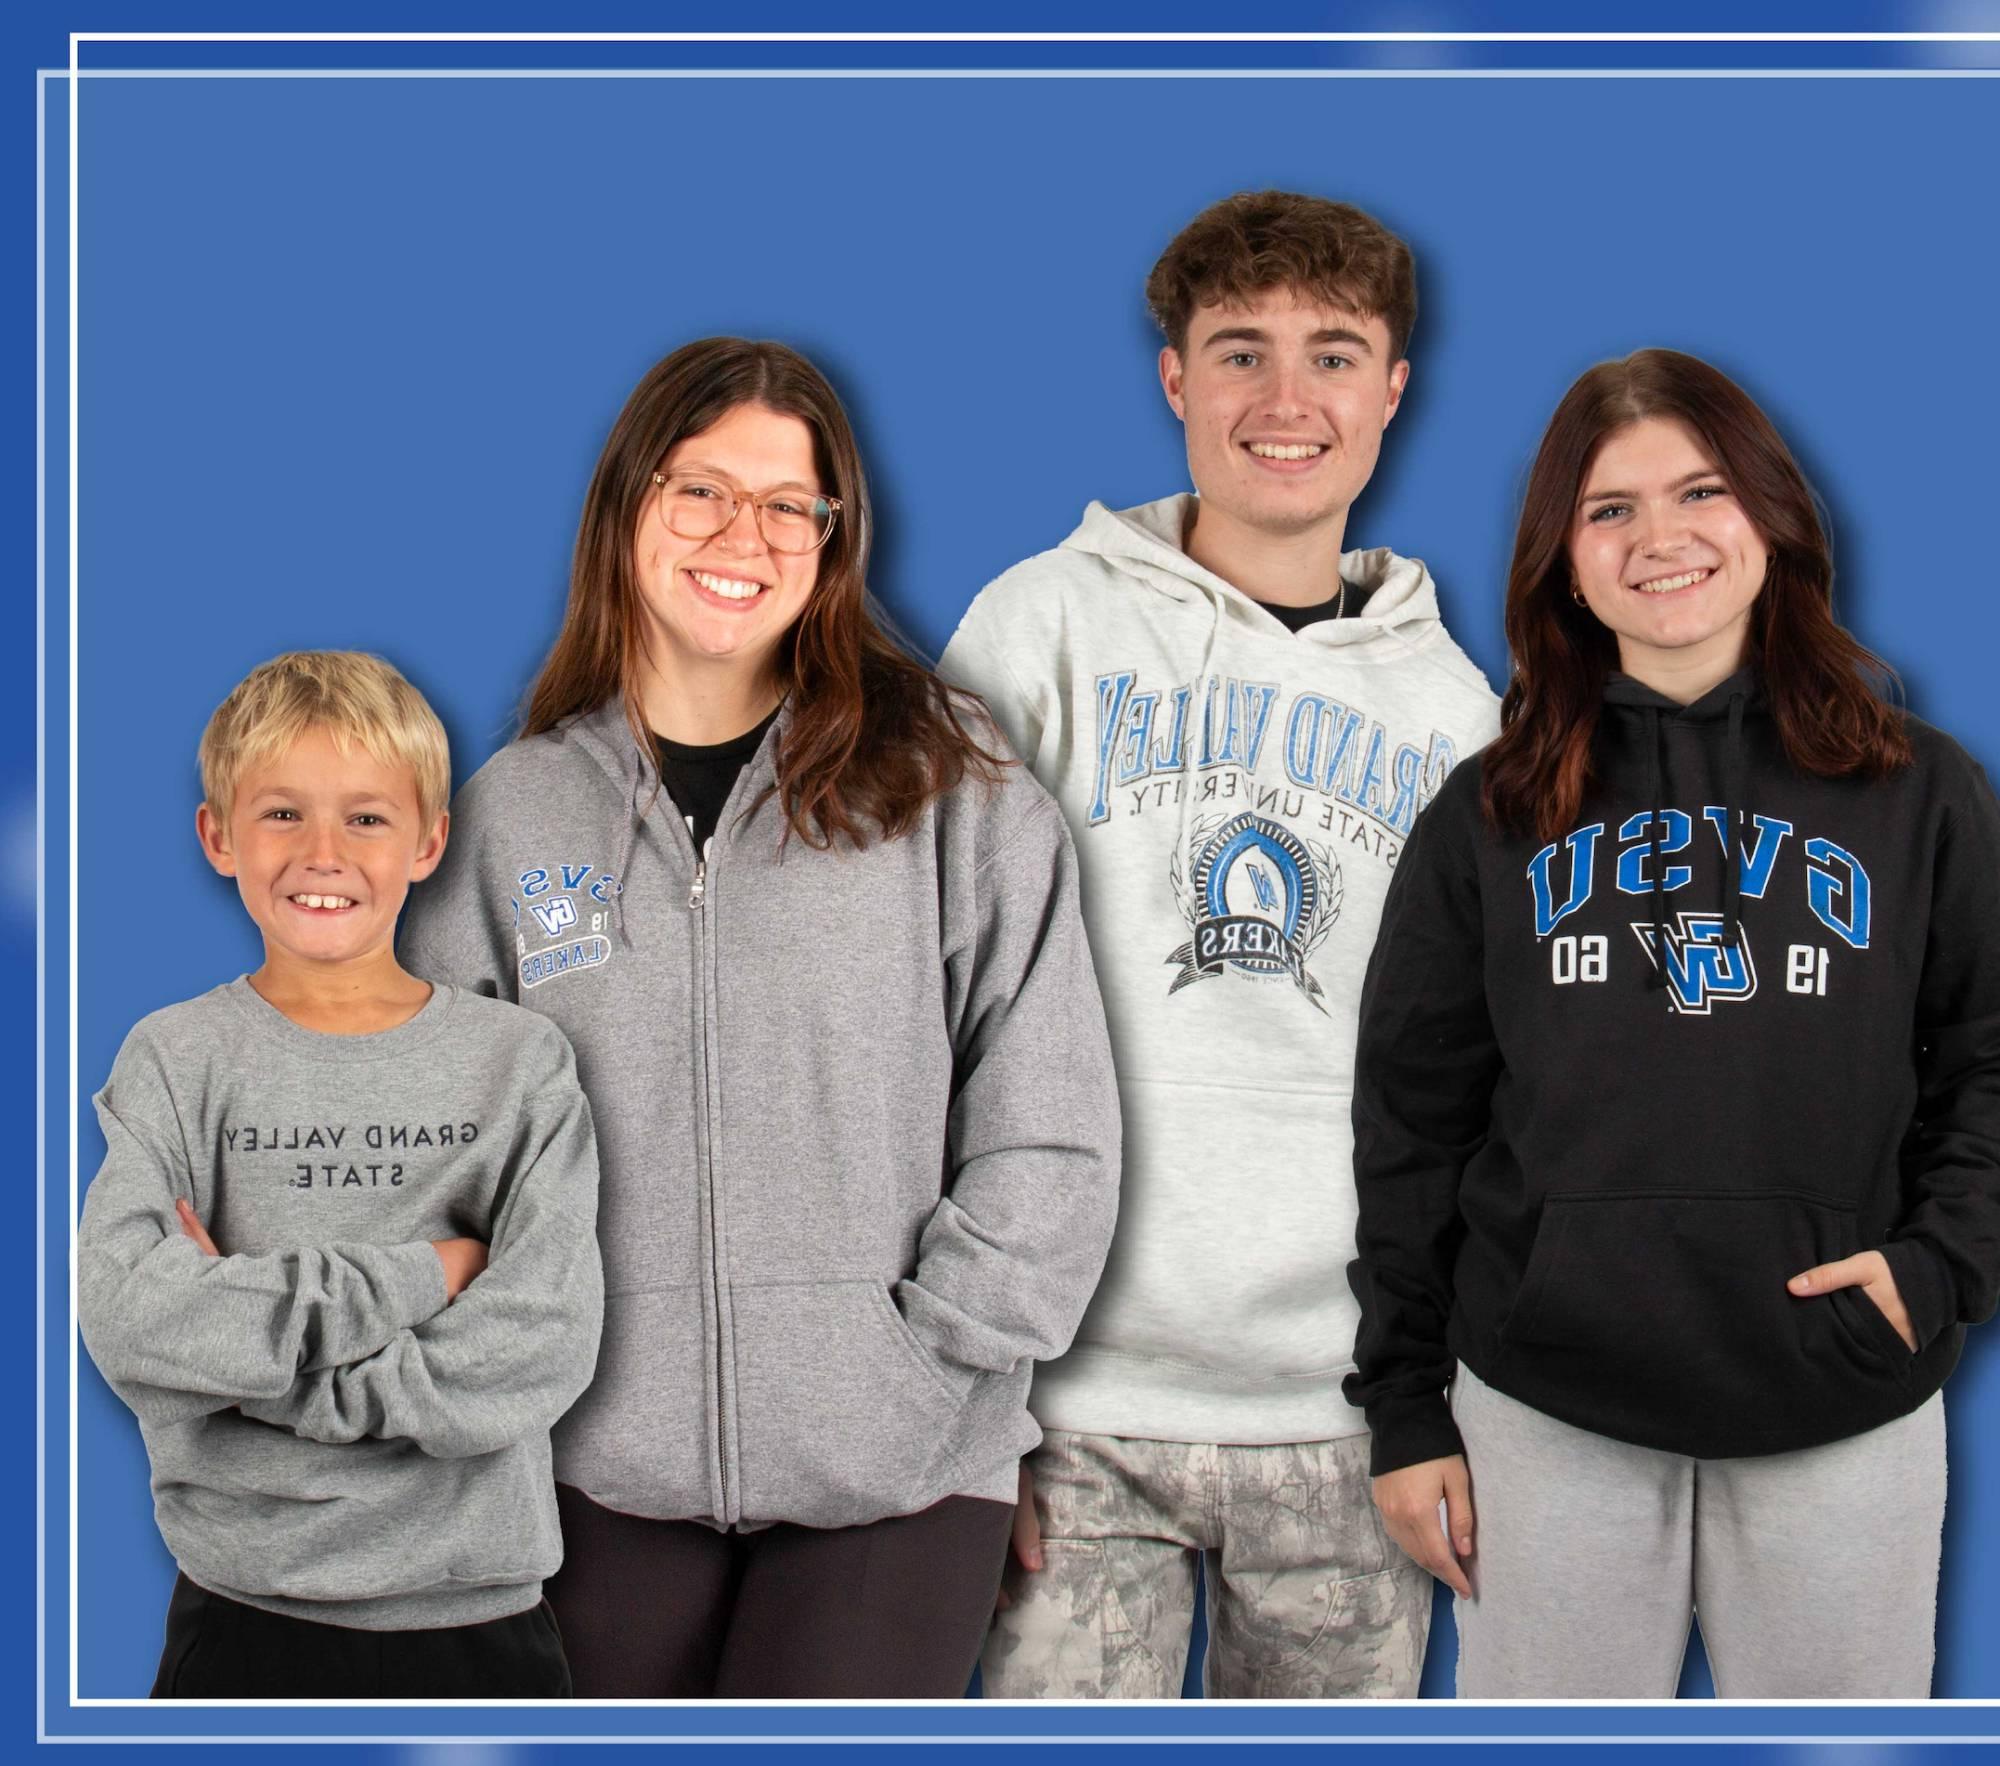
[552,1284,713,1519]
[1494,1189,1915,1458]
[730,1279,966,1529]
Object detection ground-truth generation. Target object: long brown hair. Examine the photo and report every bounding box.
[1483,348,1909,842]
[523,337,1005,848]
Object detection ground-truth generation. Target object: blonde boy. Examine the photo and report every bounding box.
[78,652,603,1699]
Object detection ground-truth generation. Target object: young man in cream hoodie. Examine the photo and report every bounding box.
[941,190,1500,1698]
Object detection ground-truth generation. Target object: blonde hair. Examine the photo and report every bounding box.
[199,651,451,828]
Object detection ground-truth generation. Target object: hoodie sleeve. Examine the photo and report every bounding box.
[939,585,1051,767]
[400,769,516,1000]
[77,1037,448,1429]
[895,786,1121,1386]
[1343,778,1501,1476]
[239,1043,604,1459]
[1880,755,2000,1348]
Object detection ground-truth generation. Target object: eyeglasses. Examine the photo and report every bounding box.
[651,471,842,555]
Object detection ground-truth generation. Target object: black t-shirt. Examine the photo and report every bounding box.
[1254,578,1375,631]
[650,708,779,851]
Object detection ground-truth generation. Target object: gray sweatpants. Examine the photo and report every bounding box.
[1451,1362,1946,1698]
[981,1430,1430,1698]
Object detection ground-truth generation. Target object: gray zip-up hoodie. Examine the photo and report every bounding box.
[399,698,1121,1530]
[77,981,604,1630]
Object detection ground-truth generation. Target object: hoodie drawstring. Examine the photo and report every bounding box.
[1173,579,1229,892]
[612,756,645,950]
[1644,706,1668,990]
[1601,667,1759,992]
[1722,688,1747,950]
[1640,683,1750,987]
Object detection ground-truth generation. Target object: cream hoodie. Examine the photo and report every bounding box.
[942,495,1500,1442]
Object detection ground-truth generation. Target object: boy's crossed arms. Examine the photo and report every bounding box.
[79,1027,601,1461]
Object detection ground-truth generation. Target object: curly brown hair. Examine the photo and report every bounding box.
[1144,190,1417,359]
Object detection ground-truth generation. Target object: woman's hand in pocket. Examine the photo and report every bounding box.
[1787,1249,1917,1351]
[1372,1455,1474,1598]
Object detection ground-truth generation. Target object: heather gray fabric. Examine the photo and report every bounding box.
[941,497,1500,1445]
[1450,1362,1946,1698]
[78,981,604,1630]
[982,1429,1429,1698]
[399,699,1121,1531]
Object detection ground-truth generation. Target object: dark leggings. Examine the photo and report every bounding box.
[546,1483,1012,1697]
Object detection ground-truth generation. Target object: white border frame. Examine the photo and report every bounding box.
[39,20,2000,1744]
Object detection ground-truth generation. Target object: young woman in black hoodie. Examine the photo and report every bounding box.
[1344,349,2000,1697]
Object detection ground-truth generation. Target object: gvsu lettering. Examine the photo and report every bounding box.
[519,863,620,903]
[1526,808,1870,948]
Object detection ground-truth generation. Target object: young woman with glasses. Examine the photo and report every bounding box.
[402,337,1121,1697]
[1344,348,2000,1697]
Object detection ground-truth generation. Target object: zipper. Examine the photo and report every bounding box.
[687,814,709,911]
[688,835,733,1521]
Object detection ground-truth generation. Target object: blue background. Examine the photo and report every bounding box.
[48,52,2000,1740]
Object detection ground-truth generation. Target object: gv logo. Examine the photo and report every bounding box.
[530,896,579,937]
[1630,913,1757,1015]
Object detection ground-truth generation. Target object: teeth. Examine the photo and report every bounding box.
[1248,442,1325,461]
[292,894,355,910]
[692,570,764,600]
[1635,569,1710,594]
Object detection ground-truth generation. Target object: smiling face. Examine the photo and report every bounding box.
[1569,416,1771,690]
[1160,287,1408,547]
[197,725,446,980]
[632,400,824,700]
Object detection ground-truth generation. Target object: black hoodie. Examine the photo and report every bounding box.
[1344,671,2000,1475]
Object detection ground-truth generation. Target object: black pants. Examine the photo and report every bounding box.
[545,1483,1012,1697]
[151,1572,572,1699]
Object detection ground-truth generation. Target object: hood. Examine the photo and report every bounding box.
[1058,493,1457,899]
[562,696,792,950]
[1058,493,1445,649]
[1600,666,1760,984]
[1601,666,1762,723]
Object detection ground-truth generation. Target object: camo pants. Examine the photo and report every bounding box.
[980,1430,1429,1699]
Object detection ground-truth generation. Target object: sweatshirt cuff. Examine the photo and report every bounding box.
[1365,1392,1465,1478]
[383,1238,451,1330]
[1879,1236,1955,1350]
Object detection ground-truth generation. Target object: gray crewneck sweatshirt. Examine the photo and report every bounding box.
[78,980,604,1630]
[399,698,1121,1531]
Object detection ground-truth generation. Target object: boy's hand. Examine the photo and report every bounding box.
[994,1460,1042,1612]
[175,1198,220,1258]
[431,1238,489,1302]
